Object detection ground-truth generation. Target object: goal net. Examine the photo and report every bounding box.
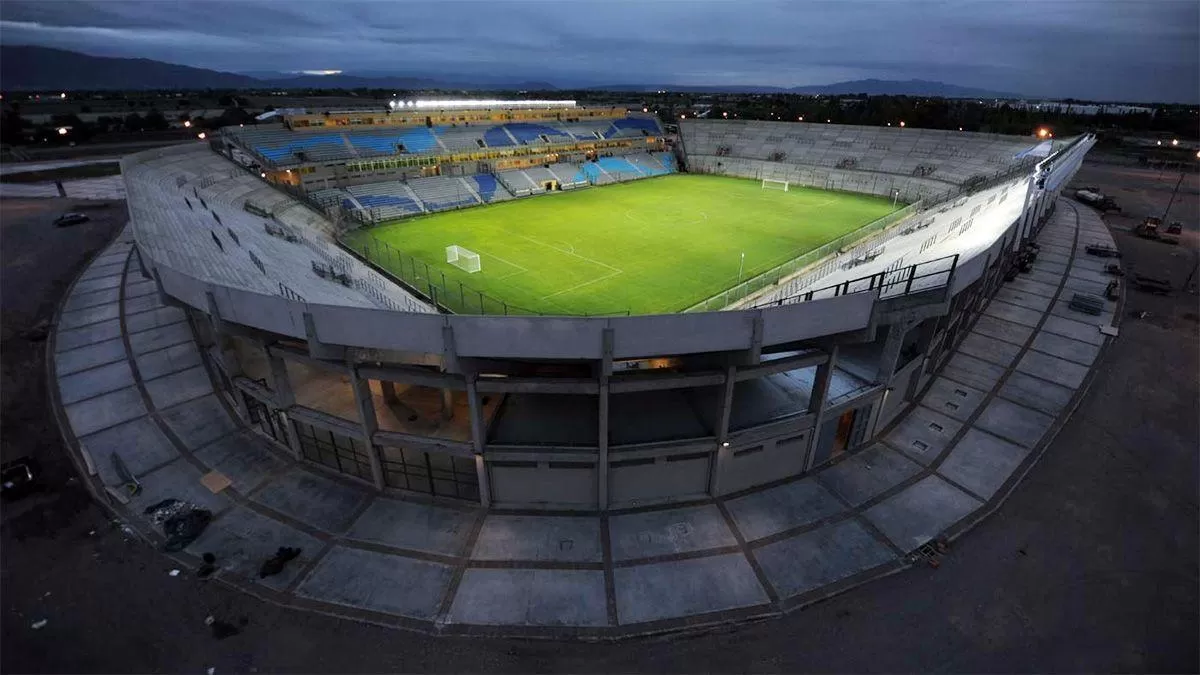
[446,245,481,273]
[762,179,789,192]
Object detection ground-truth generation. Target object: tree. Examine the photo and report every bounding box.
[124,112,144,133]
[143,109,169,131]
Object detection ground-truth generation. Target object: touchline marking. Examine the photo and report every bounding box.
[540,269,623,301]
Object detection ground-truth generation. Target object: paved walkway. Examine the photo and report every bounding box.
[49,201,1118,638]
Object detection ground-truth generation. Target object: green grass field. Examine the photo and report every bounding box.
[346,174,898,315]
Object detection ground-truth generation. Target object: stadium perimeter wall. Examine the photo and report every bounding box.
[122,133,1094,510]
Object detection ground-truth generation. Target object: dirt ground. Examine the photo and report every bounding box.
[0,161,1196,673]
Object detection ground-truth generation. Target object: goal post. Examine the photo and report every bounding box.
[762,179,789,192]
[445,245,481,273]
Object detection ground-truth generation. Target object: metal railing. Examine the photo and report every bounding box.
[747,253,960,307]
[684,201,921,312]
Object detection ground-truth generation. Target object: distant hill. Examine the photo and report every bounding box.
[790,78,1021,99]
[590,79,1021,99]
[2,46,1016,99]
[0,46,556,91]
[0,46,260,90]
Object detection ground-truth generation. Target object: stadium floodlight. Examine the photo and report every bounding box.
[762,179,789,192]
[446,245,482,273]
[388,99,576,111]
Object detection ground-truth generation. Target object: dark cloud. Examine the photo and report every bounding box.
[1,0,1196,102]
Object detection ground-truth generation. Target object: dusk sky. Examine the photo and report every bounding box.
[2,0,1198,102]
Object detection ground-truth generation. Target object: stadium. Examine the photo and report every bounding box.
[57,99,1105,633]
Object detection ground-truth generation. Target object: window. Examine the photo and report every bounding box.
[294,420,373,481]
[379,445,479,501]
[244,394,287,446]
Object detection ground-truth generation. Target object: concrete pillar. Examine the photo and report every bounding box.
[875,322,911,385]
[465,376,491,507]
[805,346,840,471]
[350,370,385,490]
[708,365,737,496]
[441,387,454,421]
[268,354,296,407]
[265,354,303,460]
[597,379,609,510]
[380,380,399,404]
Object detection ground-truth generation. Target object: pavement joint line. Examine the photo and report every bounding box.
[742,509,858,549]
[57,382,140,410]
[331,486,380,535]
[329,536,464,565]
[610,544,745,569]
[715,499,781,605]
[432,508,489,627]
[809,472,907,556]
[283,539,339,595]
[600,512,619,626]
[937,209,1120,549]
[465,559,607,571]
[46,225,136,484]
[921,202,1084,478]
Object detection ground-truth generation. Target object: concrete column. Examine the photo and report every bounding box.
[441,387,454,421]
[875,322,911,385]
[805,346,840,471]
[708,365,737,496]
[268,354,296,407]
[597,378,610,510]
[465,376,492,507]
[350,370,385,490]
[380,380,399,404]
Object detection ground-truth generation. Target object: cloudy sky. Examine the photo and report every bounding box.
[2,0,1197,102]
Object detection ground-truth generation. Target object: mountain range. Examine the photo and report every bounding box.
[1,45,1022,99]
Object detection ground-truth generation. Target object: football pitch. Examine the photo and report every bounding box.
[346,174,899,315]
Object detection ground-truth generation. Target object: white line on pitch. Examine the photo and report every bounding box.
[539,269,623,301]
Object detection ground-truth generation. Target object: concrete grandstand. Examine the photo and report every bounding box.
[48,101,1115,636]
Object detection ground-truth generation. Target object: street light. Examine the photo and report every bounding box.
[1172,139,1179,146]
[56,127,68,136]
[183,120,192,128]
[197,132,206,139]
[899,121,906,128]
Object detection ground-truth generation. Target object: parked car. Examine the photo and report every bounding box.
[54,212,90,227]
[1,456,41,501]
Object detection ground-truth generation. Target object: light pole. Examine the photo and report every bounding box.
[737,252,745,283]
[1160,170,1185,223]
[892,189,900,208]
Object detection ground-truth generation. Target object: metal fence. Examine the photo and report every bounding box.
[683,202,921,312]
[747,253,961,308]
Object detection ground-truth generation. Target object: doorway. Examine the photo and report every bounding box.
[831,408,856,459]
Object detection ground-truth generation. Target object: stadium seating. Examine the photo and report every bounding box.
[502,122,573,145]
[346,182,425,220]
[469,174,515,203]
[603,117,661,139]
[679,119,1042,202]
[228,115,668,165]
[407,176,480,211]
[496,169,539,196]
[625,154,671,177]
[596,157,644,181]
[548,163,588,188]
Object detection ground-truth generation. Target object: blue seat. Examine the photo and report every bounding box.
[472,174,499,202]
[504,122,571,144]
[602,117,661,138]
[483,127,515,147]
